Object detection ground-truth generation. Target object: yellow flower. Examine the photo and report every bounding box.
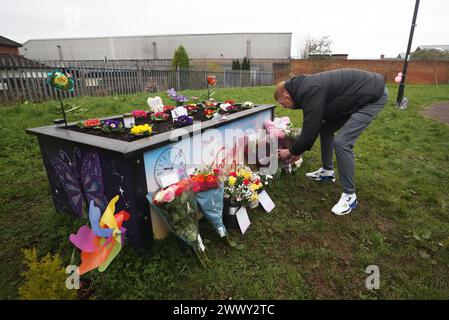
[250,183,259,191]
[131,124,152,135]
[257,182,263,188]
[238,169,251,179]
[228,176,237,186]
[250,193,259,202]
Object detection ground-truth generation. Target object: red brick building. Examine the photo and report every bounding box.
[0,35,22,55]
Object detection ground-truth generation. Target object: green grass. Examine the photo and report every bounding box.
[1,84,449,299]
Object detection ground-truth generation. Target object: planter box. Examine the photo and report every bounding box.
[26,104,275,247]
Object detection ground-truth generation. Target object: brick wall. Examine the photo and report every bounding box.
[0,46,20,55]
[274,59,449,85]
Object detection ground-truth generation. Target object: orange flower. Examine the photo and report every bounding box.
[206,175,217,184]
[84,119,100,127]
[207,75,217,86]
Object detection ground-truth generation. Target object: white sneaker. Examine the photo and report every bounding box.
[306,167,336,182]
[331,193,358,215]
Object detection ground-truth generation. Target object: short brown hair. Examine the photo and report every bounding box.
[274,81,287,101]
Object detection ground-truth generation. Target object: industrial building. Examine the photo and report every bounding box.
[20,33,292,71]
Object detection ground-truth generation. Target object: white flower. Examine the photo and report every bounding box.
[220,103,231,112]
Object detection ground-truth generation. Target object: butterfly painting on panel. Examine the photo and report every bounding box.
[51,147,108,217]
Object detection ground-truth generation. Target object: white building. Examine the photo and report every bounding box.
[20,33,292,62]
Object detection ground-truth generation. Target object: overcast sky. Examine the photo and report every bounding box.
[1,0,448,58]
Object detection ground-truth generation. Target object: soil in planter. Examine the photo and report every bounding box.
[65,103,256,142]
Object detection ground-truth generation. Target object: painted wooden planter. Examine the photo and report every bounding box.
[26,104,275,247]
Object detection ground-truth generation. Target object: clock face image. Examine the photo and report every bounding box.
[154,147,187,187]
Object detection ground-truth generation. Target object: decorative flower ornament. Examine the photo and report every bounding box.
[47,69,75,92]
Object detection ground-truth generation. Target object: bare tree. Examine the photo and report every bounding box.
[300,35,333,59]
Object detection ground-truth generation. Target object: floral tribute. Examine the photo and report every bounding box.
[149,179,208,267]
[224,166,264,208]
[190,167,227,238]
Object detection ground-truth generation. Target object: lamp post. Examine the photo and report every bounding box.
[396,0,421,109]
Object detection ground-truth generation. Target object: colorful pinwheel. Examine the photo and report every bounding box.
[69,195,130,275]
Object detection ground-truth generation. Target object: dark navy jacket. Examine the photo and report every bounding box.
[284,68,386,155]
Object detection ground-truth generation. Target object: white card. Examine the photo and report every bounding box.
[159,172,180,188]
[197,234,206,252]
[186,166,196,176]
[170,110,177,121]
[258,190,275,213]
[123,115,135,129]
[171,106,188,121]
[236,206,251,234]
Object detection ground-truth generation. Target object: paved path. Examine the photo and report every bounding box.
[422,102,449,125]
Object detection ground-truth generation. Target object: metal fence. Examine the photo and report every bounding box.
[0,57,274,105]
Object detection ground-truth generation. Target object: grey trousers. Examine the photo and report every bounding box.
[320,87,388,194]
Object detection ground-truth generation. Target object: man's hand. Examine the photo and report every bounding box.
[290,155,302,165]
[278,148,292,160]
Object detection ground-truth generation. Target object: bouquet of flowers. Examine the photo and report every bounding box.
[132,110,148,119]
[130,124,153,136]
[264,117,291,149]
[224,166,264,208]
[264,117,303,174]
[190,167,227,238]
[148,179,208,267]
[167,88,188,107]
[150,112,169,121]
[101,119,125,133]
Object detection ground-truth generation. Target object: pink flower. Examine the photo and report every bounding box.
[132,110,148,118]
[162,188,176,202]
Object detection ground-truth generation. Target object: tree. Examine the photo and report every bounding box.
[300,35,333,59]
[172,45,190,69]
[241,57,251,70]
[410,48,449,61]
[232,59,241,70]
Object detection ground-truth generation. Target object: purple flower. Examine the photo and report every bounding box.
[104,119,120,129]
[167,88,188,103]
[176,95,188,102]
[174,115,193,126]
[167,88,178,100]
